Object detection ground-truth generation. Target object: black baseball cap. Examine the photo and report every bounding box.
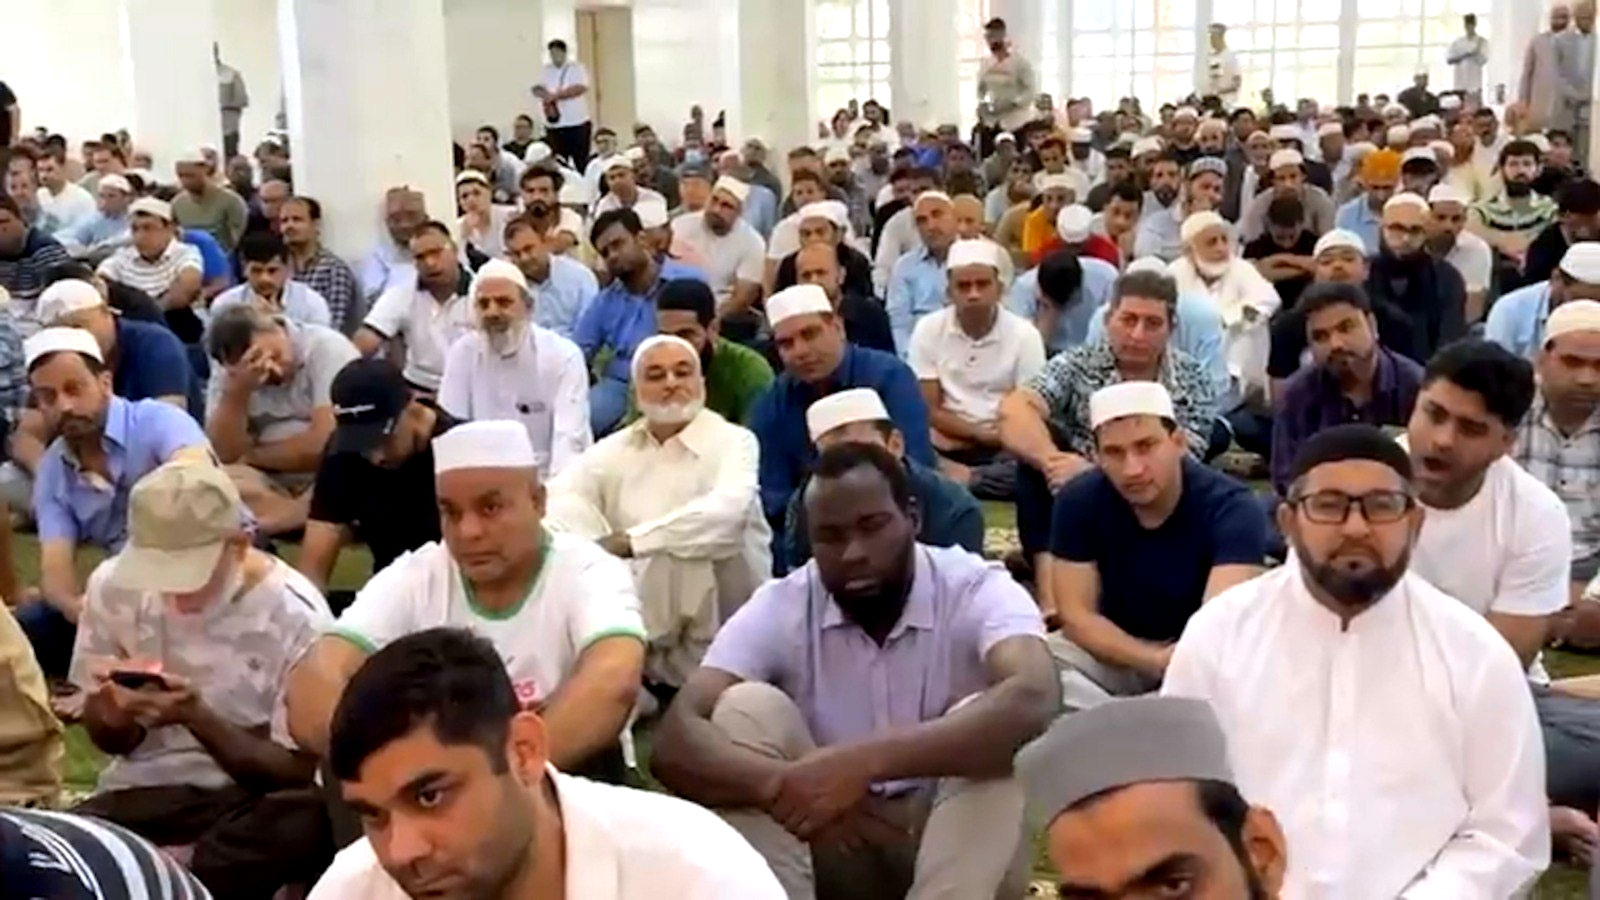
[330,358,412,455]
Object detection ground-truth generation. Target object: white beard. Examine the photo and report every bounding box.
[1195,256,1232,280]
[484,319,529,356]
[640,396,705,426]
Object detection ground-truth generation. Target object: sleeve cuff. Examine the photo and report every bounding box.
[327,627,377,654]
[580,625,647,651]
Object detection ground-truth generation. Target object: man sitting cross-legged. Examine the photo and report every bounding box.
[545,335,770,694]
[1048,382,1268,711]
[285,420,647,783]
[653,442,1059,900]
[71,460,334,898]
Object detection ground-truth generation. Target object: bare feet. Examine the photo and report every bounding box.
[1552,805,1599,867]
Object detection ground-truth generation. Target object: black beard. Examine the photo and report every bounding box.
[699,342,715,372]
[1301,546,1409,612]
[1152,187,1178,206]
[527,201,551,218]
[1505,180,1533,198]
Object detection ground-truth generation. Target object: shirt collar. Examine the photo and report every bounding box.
[63,395,130,470]
[627,407,719,455]
[550,768,622,900]
[819,545,936,638]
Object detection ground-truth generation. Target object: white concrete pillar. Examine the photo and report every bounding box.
[119,0,221,175]
[890,0,961,129]
[443,0,544,141]
[1489,0,1551,107]
[212,0,282,155]
[278,0,457,261]
[737,0,816,154]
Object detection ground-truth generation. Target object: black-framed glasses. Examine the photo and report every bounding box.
[1288,490,1415,525]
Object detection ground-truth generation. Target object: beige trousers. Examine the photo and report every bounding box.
[711,682,1031,900]
[1047,632,1160,713]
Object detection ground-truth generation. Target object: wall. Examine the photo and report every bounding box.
[3,0,132,146]
[213,0,283,154]
[443,0,544,142]
[630,0,739,141]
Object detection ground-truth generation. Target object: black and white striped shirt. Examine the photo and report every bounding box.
[0,807,212,899]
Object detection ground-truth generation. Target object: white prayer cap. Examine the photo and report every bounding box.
[1180,211,1228,245]
[1547,299,1600,342]
[995,131,1017,145]
[1429,139,1456,160]
[824,145,851,165]
[24,327,104,370]
[767,283,833,327]
[1089,381,1175,431]
[603,154,635,175]
[176,147,209,164]
[1428,184,1471,206]
[1268,149,1304,171]
[1400,147,1438,167]
[455,169,491,188]
[1383,191,1430,214]
[1113,132,1140,150]
[712,175,750,205]
[1125,256,1170,276]
[913,190,954,210]
[128,197,172,223]
[1383,102,1410,116]
[1069,127,1094,143]
[1317,121,1344,138]
[36,279,107,324]
[1412,114,1443,131]
[625,146,648,163]
[946,238,1003,272]
[470,258,529,298]
[1526,133,1553,154]
[1559,243,1600,284]
[1056,204,1093,243]
[125,168,154,186]
[522,141,553,165]
[797,201,848,228]
[1268,124,1301,142]
[1131,137,1164,157]
[1173,106,1199,121]
[1386,124,1412,145]
[97,174,132,194]
[630,334,701,383]
[1347,141,1378,160]
[806,388,890,442]
[433,420,537,475]
[634,196,670,228]
[1036,173,1078,193]
[1314,229,1367,257]
[1440,94,1463,110]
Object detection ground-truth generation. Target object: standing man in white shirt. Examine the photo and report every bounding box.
[534,39,592,171]
[285,420,648,783]
[545,336,769,693]
[669,177,765,319]
[310,628,784,900]
[1163,423,1550,898]
[1400,338,1600,862]
[1447,14,1490,103]
[909,238,1043,499]
[1202,24,1243,106]
[437,260,591,478]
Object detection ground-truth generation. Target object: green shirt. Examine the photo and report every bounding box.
[1471,192,1557,245]
[624,337,774,427]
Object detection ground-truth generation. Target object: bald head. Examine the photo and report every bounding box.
[951,194,985,240]
[794,242,844,302]
[1381,198,1429,258]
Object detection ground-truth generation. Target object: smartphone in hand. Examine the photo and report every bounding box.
[109,670,171,691]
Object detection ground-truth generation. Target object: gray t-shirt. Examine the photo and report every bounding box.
[206,319,358,444]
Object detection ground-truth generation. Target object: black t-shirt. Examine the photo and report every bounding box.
[0,82,15,147]
[308,403,459,572]
[1242,230,1317,310]
[1049,457,1269,643]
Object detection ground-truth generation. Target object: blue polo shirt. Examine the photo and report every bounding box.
[1333,196,1383,254]
[112,317,202,417]
[181,228,232,286]
[748,344,934,521]
[1484,281,1552,360]
[573,259,705,384]
[1006,257,1120,352]
[886,246,947,356]
[33,396,207,550]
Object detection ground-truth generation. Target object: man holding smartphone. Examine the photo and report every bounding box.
[69,460,335,898]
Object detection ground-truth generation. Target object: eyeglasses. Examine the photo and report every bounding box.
[1288,490,1414,525]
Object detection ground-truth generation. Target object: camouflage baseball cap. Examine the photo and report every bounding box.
[107,461,245,594]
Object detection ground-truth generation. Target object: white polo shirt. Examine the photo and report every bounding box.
[330,531,644,709]
[592,186,667,218]
[436,325,593,478]
[96,239,202,298]
[668,213,764,303]
[308,767,784,900]
[362,271,475,391]
[907,305,1045,426]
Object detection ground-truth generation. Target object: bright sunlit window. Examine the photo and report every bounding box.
[815,0,894,121]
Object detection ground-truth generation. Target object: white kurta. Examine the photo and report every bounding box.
[1164,566,1549,899]
[436,325,593,478]
[308,768,785,900]
[1168,256,1279,404]
[544,409,771,686]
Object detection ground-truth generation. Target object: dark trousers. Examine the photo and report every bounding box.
[1224,407,1273,458]
[14,601,74,680]
[75,784,332,900]
[1535,685,1600,814]
[938,446,1018,501]
[223,130,240,160]
[1015,461,1060,560]
[546,120,593,171]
